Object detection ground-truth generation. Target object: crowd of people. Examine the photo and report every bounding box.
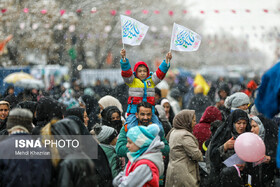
[0,55,280,186]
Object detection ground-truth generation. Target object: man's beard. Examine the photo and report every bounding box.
[139,119,150,126]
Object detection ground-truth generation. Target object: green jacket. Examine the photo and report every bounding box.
[100,144,122,178]
[115,126,170,158]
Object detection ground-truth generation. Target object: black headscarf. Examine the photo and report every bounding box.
[35,97,64,127]
[81,95,99,131]
[17,101,37,114]
[65,107,85,123]
[101,106,122,133]
[209,109,250,172]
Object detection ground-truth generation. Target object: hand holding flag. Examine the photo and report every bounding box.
[166,51,172,64]
[120,49,126,62]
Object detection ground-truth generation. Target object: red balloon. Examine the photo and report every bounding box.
[234,132,265,162]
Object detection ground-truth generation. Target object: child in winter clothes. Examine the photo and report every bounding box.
[120,49,172,136]
[113,124,164,187]
[94,124,122,178]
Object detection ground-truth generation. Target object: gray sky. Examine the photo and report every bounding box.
[185,0,280,65]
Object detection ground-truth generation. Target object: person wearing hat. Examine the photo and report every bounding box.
[224,92,250,113]
[113,124,164,187]
[94,124,122,178]
[0,108,52,187]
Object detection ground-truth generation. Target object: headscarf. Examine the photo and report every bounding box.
[250,116,265,140]
[166,109,195,141]
[101,106,122,133]
[98,95,123,114]
[209,109,250,172]
[65,107,85,123]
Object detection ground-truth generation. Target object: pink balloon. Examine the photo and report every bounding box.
[234,132,265,162]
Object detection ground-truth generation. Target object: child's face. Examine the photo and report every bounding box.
[136,66,148,80]
[126,137,140,152]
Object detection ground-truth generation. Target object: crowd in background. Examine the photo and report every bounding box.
[0,66,279,187]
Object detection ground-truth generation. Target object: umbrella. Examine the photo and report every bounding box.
[14,79,45,90]
[4,72,34,83]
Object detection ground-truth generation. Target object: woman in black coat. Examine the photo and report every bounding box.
[248,115,278,187]
[208,109,251,187]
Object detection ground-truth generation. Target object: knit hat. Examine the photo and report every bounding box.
[7,108,33,133]
[127,124,160,149]
[224,92,250,108]
[93,124,118,144]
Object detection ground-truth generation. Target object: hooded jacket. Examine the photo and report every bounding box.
[120,58,170,114]
[193,106,222,150]
[113,136,164,187]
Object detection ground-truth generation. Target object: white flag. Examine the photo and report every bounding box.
[170,23,201,52]
[120,15,149,46]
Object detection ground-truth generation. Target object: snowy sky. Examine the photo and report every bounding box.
[184,0,280,64]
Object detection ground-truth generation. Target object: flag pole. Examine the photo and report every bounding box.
[122,43,126,61]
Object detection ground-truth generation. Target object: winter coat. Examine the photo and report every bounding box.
[116,125,169,159]
[255,61,280,118]
[113,136,164,187]
[0,134,52,187]
[247,115,278,187]
[165,110,203,187]
[100,144,122,178]
[57,152,97,187]
[63,116,113,186]
[120,58,170,114]
[48,118,97,187]
[193,106,222,150]
[187,93,212,123]
[0,118,7,132]
[208,109,250,187]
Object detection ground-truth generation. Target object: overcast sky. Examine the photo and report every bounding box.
[185,0,280,65]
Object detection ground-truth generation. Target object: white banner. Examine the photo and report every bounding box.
[170,23,201,51]
[120,15,149,46]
